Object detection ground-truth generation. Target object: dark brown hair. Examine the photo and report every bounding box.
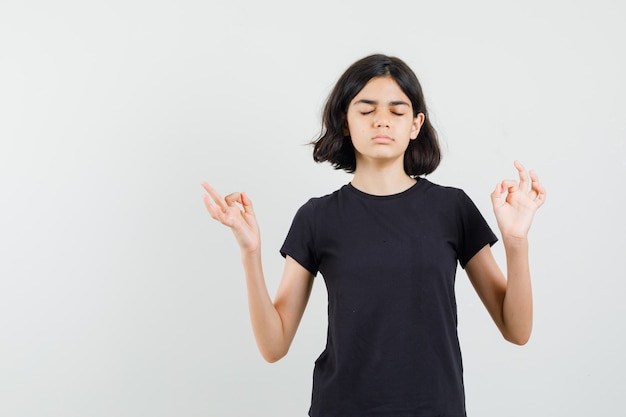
[312,54,441,176]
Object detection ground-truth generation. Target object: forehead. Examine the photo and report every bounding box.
[350,76,410,105]
[348,75,413,108]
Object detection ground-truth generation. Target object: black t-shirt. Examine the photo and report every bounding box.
[280,179,498,417]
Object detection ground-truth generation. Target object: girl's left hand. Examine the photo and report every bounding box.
[491,160,546,240]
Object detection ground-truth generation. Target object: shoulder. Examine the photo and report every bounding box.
[413,179,483,220]
[418,178,467,201]
[299,185,345,208]
[291,186,346,219]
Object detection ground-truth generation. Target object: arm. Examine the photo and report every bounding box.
[464,161,546,345]
[202,182,314,362]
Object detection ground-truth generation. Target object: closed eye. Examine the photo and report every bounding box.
[359,110,405,116]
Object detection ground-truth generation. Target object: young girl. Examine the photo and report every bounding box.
[202,54,546,417]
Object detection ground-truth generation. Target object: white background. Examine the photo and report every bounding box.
[1,0,624,416]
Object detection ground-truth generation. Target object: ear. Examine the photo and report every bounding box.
[410,113,425,140]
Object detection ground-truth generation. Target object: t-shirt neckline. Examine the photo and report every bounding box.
[345,178,426,200]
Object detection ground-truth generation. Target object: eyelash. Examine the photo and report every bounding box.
[359,111,404,116]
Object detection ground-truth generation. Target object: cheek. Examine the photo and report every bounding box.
[345,117,362,136]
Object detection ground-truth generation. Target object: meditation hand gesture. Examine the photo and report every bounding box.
[491,161,546,241]
[201,182,260,253]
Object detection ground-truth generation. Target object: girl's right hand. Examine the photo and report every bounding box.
[201,182,260,253]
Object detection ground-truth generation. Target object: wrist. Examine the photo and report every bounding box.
[240,245,262,259]
[502,235,529,250]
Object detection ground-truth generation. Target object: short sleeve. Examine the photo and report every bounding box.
[456,190,498,268]
[280,200,319,276]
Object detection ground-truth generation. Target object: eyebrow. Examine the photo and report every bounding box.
[353,99,410,107]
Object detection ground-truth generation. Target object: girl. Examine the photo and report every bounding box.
[202,54,546,417]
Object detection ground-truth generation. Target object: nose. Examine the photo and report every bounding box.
[374,116,390,128]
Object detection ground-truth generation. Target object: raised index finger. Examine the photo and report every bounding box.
[201,181,228,211]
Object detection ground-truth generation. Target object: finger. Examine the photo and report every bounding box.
[501,179,518,193]
[527,170,539,200]
[529,170,547,207]
[224,192,243,207]
[201,182,229,211]
[535,192,546,208]
[490,183,504,209]
[514,160,530,192]
[202,193,222,220]
[241,192,255,215]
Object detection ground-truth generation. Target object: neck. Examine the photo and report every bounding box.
[350,164,416,196]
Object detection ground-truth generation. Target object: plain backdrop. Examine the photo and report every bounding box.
[1,1,625,416]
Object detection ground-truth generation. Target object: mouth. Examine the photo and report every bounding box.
[372,135,394,144]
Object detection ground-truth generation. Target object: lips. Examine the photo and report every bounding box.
[372,135,393,144]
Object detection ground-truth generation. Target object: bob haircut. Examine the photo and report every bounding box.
[312,54,441,176]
